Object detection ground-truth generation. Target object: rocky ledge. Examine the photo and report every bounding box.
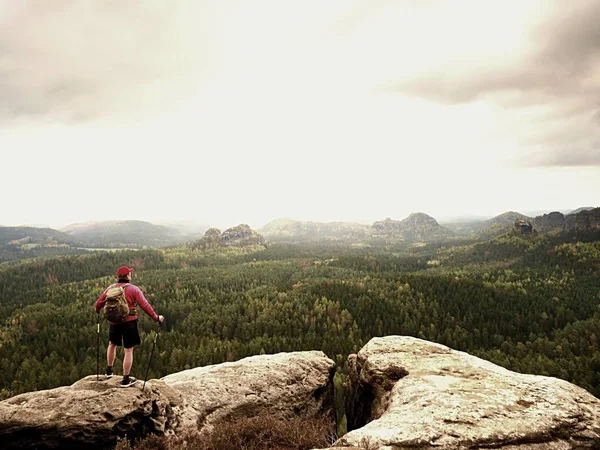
[326,336,600,449]
[162,350,336,431]
[0,351,335,449]
[0,376,183,449]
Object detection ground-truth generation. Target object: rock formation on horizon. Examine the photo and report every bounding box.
[532,208,600,234]
[189,223,266,250]
[514,218,533,234]
[372,213,456,242]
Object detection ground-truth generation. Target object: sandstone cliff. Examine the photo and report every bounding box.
[327,336,600,449]
[0,351,335,449]
[189,224,266,250]
[161,351,336,431]
[372,213,455,242]
[533,208,600,234]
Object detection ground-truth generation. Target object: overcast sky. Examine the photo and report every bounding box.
[1,0,599,229]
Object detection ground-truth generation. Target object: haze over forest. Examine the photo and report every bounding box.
[1,0,599,229]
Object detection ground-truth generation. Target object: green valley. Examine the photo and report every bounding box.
[1,212,599,406]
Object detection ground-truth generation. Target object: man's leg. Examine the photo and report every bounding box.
[107,342,117,367]
[120,321,141,387]
[123,347,134,376]
[107,323,123,376]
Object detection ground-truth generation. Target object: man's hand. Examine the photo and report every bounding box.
[158,315,165,323]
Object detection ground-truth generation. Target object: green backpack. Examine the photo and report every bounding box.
[103,284,130,323]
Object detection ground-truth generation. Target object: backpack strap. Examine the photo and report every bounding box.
[120,284,138,316]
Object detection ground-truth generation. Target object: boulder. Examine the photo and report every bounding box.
[0,376,183,450]
[0,351,337,448]
[162,350,336,432]
[333,336,600,449]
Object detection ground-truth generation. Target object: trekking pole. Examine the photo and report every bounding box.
[96,312,100,382]
[143,321,162,391]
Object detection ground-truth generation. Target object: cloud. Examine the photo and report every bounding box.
[381,1,600,167]
[2,1,598,170]
[0,0,210,124]
[521,141,600,167]
[386,1,600,105]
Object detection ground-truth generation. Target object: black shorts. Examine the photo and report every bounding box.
[109,320,141,349]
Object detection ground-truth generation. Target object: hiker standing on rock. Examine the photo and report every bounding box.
[95,266,164,387]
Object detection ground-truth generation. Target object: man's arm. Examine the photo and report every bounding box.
[132,287,162,322]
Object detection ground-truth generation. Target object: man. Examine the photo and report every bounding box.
[95,266,165,387]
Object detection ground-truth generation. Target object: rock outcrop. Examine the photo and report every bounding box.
[220,223,266,247]
[514,219,533,234]
[372,213,455,242]
[332,336,600,449]
[189,224,266,250]
[534,211,567,231]
[0,376,183,450]
[531,208,600,236]
[161,351,336,432]
[0,351,336,449]
[572,207,600,233]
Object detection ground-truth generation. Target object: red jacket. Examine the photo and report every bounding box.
[95,282,159,324]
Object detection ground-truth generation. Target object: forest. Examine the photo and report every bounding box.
[1,228,599,429]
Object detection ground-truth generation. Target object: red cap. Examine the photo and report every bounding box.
[116,266,134,277]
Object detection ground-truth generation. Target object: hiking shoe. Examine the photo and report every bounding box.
[105,367,113,378]
[120,376,137,388]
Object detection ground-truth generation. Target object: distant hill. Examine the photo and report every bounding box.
[372,213,455,242]
[444,211,532,239]
[437,214,491,224]
[532,208,600,235]
[440,208,600,241]
[570,207,600,235]
[61,220,194,248]
[523,209,572,217]
[156,220,211,239]
[478,211,534,239]
[260,219,371,243]
[448,208,600,239]
[261,214,455,244]
[567,207,596,215]
[483,211,531,226]
[0,220,208,262]
[0,226,82,262]
[0,226,75,246]
[532,211,568,232]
